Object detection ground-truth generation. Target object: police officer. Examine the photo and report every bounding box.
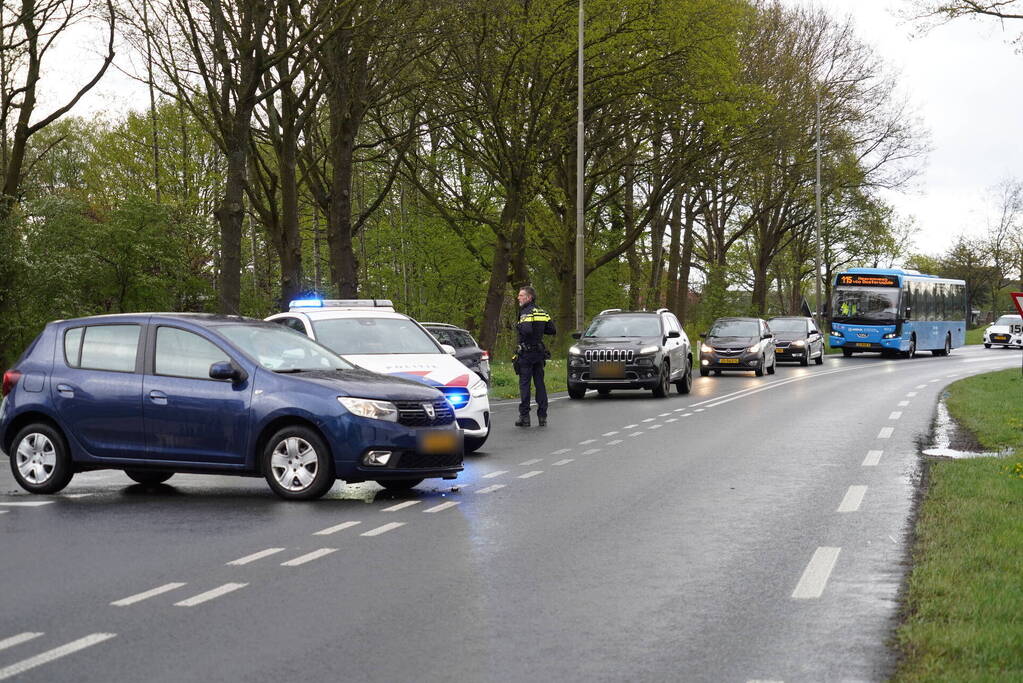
[514,286,556,427]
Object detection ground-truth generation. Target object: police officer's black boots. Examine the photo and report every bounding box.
[538,416,547,427]
[514,415,530,427]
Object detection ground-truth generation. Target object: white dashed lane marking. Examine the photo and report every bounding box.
[424,501,460,513]
[111,583,187,606]
[898,401,909,407]
[477,484,505,494]
[837,486,867,513]
[314,521,361,536]
[175,583,247,607]
[792,547,841,599]
[482,471,507,479]
[519,459,542,466]
[889,411,903,420]
[382,501,420,512]
[0,633,43,652]
[658,412,671,417]
[666,418,677,423]
[906,391,917,397]
[0,511,6,515]
[915,384,927,389]
[694,408,705,412]
[0,633,117,681]
[0,501,53,507]
[642,418,656,423]
[579,439,597,445]
[550,448,571,456]
[862,450,883,467]
[582,448,601,455]
[281,548,337,567]
[628,431,643,437]
[607,439,623,446]
[601,431,619,437]
[361,522,405,537]
[226,548,286,566]
[878,427,894,439]
[519,471,544,479]
[552,459,574,466]
[648,424,662,430]
[623,424,638,429]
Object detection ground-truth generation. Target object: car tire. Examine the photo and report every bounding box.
[903,336,916,359]
[261,425,335,501]
[713,369,722,376]
[376,478,424,491]
[10,423,74,495]
[767,358,776,375]
[652,363,670,397]
[464,432,488,453]
[597,388,611,397]
[125,470,174,486]
[699,367,709,377]
[568,385,586,400]
[815,348,824,365]
[842,348,853,357]
[799,353,809,366]
[984,343,991,348]
[675,359,693,394]
[755,356,765,377]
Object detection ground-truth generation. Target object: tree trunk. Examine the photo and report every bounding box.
[327,97,360,297]
[677,193,697,325]
[214,126,249,315]
[665,191,683,312]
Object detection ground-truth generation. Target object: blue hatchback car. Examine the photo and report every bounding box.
[0,314,463,500]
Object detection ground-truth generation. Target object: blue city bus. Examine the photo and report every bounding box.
[829,268,967,358]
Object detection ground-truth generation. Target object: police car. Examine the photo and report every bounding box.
[983,314,1023,349]
[267,300,491,452]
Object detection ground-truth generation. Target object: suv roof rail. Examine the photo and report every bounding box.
[289,298,394,311]
[420,322,457,328]
[655,308,670,315]
[598,308,622,315]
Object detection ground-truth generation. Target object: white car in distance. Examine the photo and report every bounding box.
[267,300,491,452]
[983,314,1023,349]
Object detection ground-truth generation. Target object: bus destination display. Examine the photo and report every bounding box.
[837,274,899,287]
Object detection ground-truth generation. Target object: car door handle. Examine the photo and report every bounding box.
[56,383,74,397]
[148,390,168,405]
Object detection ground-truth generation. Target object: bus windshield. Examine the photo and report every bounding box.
[831,287,900,324]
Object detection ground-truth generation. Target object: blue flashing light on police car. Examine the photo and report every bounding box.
[439,386,471,410]
[289,298,324,308]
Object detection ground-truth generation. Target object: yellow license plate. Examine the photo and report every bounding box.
[719,358,739,364]
[856,342,872,347]
[591,361,626,379]
[776,347,785,353]
[418,430,459,454]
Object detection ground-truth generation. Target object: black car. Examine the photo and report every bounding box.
[699,317,776,377]
[421,323,491,384]
[567,308,692,399]
[767,316,825,366]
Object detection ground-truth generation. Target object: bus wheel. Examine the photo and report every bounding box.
[903,336,916,358]
[932,334,951,357]
[842,348,853,358]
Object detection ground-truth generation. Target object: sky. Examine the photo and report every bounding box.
[34,0,1023,259]
[784,0,1023,257]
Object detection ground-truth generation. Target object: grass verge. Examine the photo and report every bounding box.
[489,359,568,400]
[893,369,1023,681]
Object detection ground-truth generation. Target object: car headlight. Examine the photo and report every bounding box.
[569,345,582,355]
[791,340,805,347]
[469,379,488,398]
[882,332,898,339]
[700,343,713,353]
[638,345,659,355]
[747,342,762,353]
[337,397,398,422]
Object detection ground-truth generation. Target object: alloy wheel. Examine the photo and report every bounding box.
[269,436,319,492]
[16,433,57,485]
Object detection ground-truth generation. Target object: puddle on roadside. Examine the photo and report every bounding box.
[922,399,1011,459]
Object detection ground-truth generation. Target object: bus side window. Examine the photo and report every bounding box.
[903,284,913,319]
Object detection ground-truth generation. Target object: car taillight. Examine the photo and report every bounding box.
[2,370,22,398]
[481,350,490,361]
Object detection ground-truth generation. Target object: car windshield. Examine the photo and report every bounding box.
[709,320,759,337]
[831,287,900,323]
[767,319,807,334]
[583,315,662,338]
[312,317,441,355]
[993,315,1022,326]
[217,324,353,372]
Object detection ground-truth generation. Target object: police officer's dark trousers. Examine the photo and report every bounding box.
[518,359,548,419]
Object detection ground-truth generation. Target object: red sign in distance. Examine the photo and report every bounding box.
[1013,292,1023,318]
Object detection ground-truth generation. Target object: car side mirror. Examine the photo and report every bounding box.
[667,330,681,339]
[441,344,457,355]
[210,361,247,383]
[571,331,582,340]
[699,332,707,339]
[761,333,772,340]
[905,307,912,319]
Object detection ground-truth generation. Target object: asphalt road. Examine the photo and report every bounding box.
[1,345,1019,682]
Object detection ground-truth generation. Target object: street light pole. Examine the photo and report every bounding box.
[814,88,823,325]
[575,0,585,331]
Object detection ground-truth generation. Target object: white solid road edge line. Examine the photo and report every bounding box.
[792,547,841,599]
[0,633,116,681]
[837,486,868,513]
[111,582,187,606]
[0,633,44,652]
[226,548,286,566]
[281,548,338,567]
[174,583,248,607]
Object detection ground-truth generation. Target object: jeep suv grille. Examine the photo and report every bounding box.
[583,349,635,363]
